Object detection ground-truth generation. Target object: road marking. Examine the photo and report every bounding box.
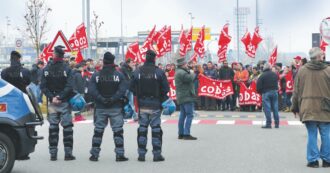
[287,121,303,126]
[216,120,235,125]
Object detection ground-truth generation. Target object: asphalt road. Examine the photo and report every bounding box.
[12,111,329,173]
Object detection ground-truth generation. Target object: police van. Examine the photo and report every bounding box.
[0,79,43,173]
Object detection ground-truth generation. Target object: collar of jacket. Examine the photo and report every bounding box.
[178,67,190,74]
[10,60,22,67]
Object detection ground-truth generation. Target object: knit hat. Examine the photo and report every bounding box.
[146,50,156,63]
[103,52,115,64]
[10,51,22,62]
[54,45,65,58]
[176,58,187,66]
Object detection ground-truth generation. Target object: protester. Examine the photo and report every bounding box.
[72,63,87,122]
[175,58,197,140]
[257,63,279,128]
[29,60,44,104]
[218,60,235,111]
[291,47,330,168]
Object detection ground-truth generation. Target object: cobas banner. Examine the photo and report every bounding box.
[239,81,262,106]
[167,77,176,100]
[197,74,234,99]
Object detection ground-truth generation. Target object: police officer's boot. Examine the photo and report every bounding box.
[64,154,76,161]
[116,155,129,162]
[89,155,98,162]
[153,155,165,162]
[50,155,57,161]
[138,155,145,162]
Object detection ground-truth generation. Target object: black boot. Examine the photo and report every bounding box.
[50,155,57,161]
[153,155,165,162]
[89,155,98,162]
[138,155,145,162]
[64,155,76,161]
[261,125,272,129]
[307,161,319,168]
[178,135,184,139]
[116,155,129,162]
[183,135,197,140]
[323,160,330,167]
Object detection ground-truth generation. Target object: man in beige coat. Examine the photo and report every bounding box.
[291,47,330,168]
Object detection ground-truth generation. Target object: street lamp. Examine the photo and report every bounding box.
[188,12,195,27]
[120,0,125,62]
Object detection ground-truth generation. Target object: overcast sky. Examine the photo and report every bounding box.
[0,0,329,54]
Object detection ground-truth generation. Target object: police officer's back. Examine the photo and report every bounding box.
[88,52,129,162]
[1,51,31,93]
[130,50,169,162]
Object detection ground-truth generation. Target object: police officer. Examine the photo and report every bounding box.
[40,45,76,161]
[130,50,170,162]
[1,51,31,93]
[88,52,129,162]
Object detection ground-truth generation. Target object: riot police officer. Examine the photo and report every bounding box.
[1,51,31,93]
[130,50,170,162]
[88,52,129,162]
[40,45,76,161]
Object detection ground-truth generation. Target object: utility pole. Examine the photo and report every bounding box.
[236,0,240,62]
[121,0,125,62]
[86,0,91,59]
[6,16,11,47]
[188,12,194,27]
[256,0,259,27]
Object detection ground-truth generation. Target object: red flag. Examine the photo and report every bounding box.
[241,30,252,57]
[186,27,193,51]
[76,50,84,63]
[179,25,188,57]
[194,26,205,58]
[126,41,143,63]
[156,26,171,57]
[39,43,52,63]
[154,25,167,41]
[285,71,294,93]
[241,27,263,58]
[68,23,88,51]
[140,25,156,56]
[217,23,231,63]
[320,39,328,52]
[239,81,262,106]
[165,26,172,52]
[167,77,176,100]
[198,74,234,99]
[268,46,278,66]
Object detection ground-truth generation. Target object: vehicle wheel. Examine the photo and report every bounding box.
[0,132,15,173]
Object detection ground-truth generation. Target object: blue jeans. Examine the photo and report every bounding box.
[305,121,330,163]
[127,91,137,119]
[262,90,279,126]
[179,102,194,135]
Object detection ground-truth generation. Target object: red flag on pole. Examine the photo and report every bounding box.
[68,23,89,51]
[39,43,52,63]
[179,25,188,57]
[126,41,143,63]
[241,30,252,57]
[165,26,172,52]
[186,27,193,51]
[241,27,263,58]
[76,50,84,63]
[217,23,231,63]
[251,27,263,52]
[156,26,172,57]
[194,26,205,58]
[268,46,278,66]
[140,25,156,56]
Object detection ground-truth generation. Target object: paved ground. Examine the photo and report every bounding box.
[12,111,330,173]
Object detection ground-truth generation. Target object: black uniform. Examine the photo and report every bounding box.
[1,60,31,93]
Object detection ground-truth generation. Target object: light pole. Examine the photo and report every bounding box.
[86,0,91,59]
[188,12,195,27]
[6,16,11,47]
[236,0,240,62]
[120,0,125,62]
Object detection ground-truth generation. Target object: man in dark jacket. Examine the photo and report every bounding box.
[257,63,279,128]
[1,51,31,93]
[203,61,218,110]
[120,58,138,121]
[175,58,197,140]
[40,45,75,161]
[88,52,128,162]
[29,61,44,104]
[218,60,235,111]
[72,63,87,122]
[130,50,169,162]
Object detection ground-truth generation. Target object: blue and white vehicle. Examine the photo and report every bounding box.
[0,79,43,173]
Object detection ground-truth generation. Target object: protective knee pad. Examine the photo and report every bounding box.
[137,125,148,148]
[114,129,124,148]
[92,130,104,148]
[49,125,59,147]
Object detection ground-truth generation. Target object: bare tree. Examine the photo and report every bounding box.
[91,11,104,58]
[24,0,52,58]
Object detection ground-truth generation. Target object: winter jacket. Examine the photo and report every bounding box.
[72,69,85,94]
[1,60,31,93]
[218,66,235,81]
[175,67,196,105]
[256,69,278,94]
[204,68,217,79]
[291,60,330,122]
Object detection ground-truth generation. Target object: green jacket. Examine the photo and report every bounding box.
[291,60,330,122]
[175,67,196,105]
